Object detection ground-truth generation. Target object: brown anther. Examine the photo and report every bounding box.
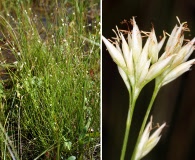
[120,19,132,32]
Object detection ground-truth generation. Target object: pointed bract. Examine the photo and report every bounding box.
[102,36,126,69]
[172,37,195,66]
[165,24,185,55]
[148,28,159,63]
[118,66,130,90]
[162,59,195,86]
[158,31,166,51]
[146,55,175,82]
[121,33,134,78]
[131,17,142,63]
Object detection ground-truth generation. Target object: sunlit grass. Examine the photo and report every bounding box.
[0,0,100,159]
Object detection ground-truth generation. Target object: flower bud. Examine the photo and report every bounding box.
[135,116,166,160]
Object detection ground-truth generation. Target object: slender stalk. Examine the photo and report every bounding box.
[0,122,19,160]
[120,87,139,160]
[131,82,161,160]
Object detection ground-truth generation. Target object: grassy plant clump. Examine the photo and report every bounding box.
[0,0,100,159]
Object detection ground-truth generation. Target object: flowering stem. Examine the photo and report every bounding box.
[120,88,139,160]
[131,82,161,160]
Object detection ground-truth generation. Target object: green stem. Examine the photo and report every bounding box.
[120,88,139,160]
[131,82,161,160]
[0,122,20,160]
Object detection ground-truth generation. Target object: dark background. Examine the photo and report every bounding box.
[102,0,195,159]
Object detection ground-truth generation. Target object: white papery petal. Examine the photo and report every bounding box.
[166,25,178,51]
[118,66,130,90]
[183,47,194,63]
[162,59,195,86]
[137,59,151,85]
[135,120,151,160]
[146,55,175,82]
[141,123,166,158]
[148,28,159,63]
[182,38,195,62]
[172,37,195,66]
[148,123,166,141]
[141,136,161,158]
[158,51,168,61]
[158,32,166,51]
[135,37,150,84]
[128,33,132,49]
[137,35,150,70]
[116,41,122,53]
[132,17,142,63]
[102,36,126,69]
[121,33,134,78]
[121,33,130,57]
[166,24,185,55]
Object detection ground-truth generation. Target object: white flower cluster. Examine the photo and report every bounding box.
[102,17,195,92]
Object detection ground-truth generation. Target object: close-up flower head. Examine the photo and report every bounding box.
[102,17,195,93]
